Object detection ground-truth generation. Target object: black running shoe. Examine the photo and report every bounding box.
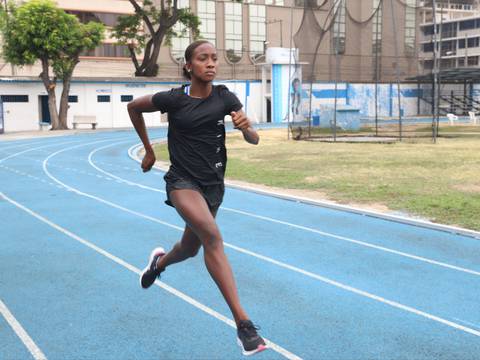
[237,320,268,356]
[140,247,165,289]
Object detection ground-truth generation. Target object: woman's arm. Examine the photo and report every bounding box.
[230,110,259,145]
[127,95,159,172]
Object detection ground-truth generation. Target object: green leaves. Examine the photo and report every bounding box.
[113,0,202,76]
[0,0,105,78]
[112,13,146,53]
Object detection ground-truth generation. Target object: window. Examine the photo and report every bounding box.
[295,0,320,6]
[423,60,433,70]
[225,2,243,63]
[332,0,346,54]
[404,0,416,56]
[198,0,216,46]
[97,95,111,103]
[171,0,191,63]
[68,96,78,103]
[441,23,456,38]
[459,39,466,49]
[423,42,433,52]
[468,56,478,66]
[372,0,382,54]
[467,37,479,48]
[440,58,454,69]
[249,4,266,62]
[66,11,121,27]
[459,20,475,31]
[372,0,382,80]
[265,0,284,5]
[423,25,434,36]
[82,44,129,58]
[121,95,133,102]
[1,95,28,103]
[458,58,465,67]
[441,40,455,55]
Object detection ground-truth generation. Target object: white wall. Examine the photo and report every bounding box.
[0,80,177,132]
[1,82,41,132]
[0,79,260,132]
[246,82,262,123]
[2,78,449,133]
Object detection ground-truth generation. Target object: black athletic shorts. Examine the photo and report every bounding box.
[164,170,225,212]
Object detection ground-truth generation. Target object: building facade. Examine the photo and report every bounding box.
[419,0,480,73]
[1,0,424,82]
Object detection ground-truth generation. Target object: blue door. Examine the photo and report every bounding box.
[40,95,51,124]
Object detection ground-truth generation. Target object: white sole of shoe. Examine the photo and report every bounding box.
[139,247,165,288]
[237,337,268,356]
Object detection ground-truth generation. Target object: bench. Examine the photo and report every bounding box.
[39,122,51,131]
[73,115,97,130]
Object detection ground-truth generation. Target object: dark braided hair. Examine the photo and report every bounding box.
[182,40,212,80]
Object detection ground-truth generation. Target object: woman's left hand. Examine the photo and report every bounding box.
[142,149,156,173]
[231,111,250,131]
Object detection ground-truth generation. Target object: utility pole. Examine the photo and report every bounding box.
[389,0,403,141]
[432,0,440,143]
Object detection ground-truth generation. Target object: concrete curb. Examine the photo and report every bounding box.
[128,139,480,241]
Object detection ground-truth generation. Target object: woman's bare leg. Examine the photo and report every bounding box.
[155,226,202,271]
[169,189,249,326]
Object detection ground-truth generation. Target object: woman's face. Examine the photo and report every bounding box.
[188,43,218,82]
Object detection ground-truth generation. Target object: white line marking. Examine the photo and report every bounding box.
[90,142,480,278]
[41,143,480,339]
[221,207,480,277]
[0,298,48,360]
[127,140,480,241]
[0,192,300,360]
[453,318,480,330]
[0,141,46,152]
[0,140,83,163]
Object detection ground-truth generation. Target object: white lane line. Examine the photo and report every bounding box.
[0,134,129,164]
[0,192,300,360]
[222,207,480,277]
[0,140,83,163]
[0,298,48,360]
[453,318,480,330]
[43,144,480,339]
[89,142,480,278]
[88,142,161,191]
[0,141,45,152]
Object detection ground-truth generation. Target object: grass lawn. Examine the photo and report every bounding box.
[153,127,480,231]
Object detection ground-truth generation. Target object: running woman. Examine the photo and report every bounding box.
[127,40,267,356]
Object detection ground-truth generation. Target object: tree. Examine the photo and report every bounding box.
[0,0,104,130]
[113,0,200,77]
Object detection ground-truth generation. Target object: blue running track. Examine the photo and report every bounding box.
[1,128,480,360]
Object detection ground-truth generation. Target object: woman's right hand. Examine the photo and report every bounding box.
[141,150,156,172]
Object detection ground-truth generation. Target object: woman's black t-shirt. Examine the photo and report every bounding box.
[152,84,243,185]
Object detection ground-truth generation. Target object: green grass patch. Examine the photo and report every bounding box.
[153,127,480,231]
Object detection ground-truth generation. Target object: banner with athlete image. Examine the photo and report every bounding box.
[271,63,303,123]
[289,65,303,122]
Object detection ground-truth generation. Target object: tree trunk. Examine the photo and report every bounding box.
[58,75,72,130]
[135,57,159,77]
[135,33,165,77]
[39,58,60,130]
[47,88,60,130]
